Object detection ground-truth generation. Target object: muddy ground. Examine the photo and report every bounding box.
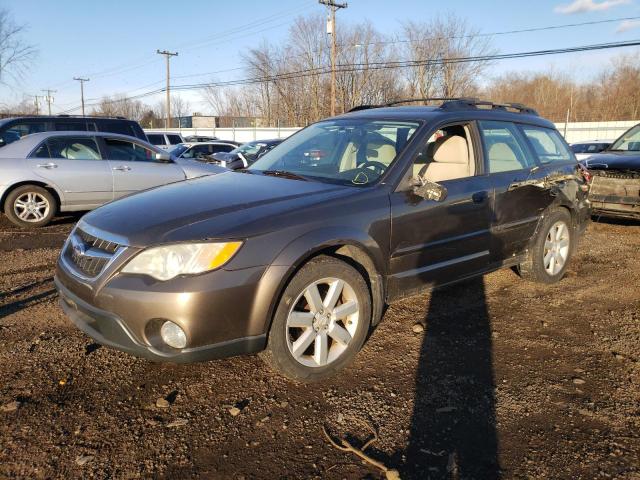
[0,214,638,479]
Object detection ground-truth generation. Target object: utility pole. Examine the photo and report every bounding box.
[73,77,90,116]
[41,89,56,115]
[319,0,347,117]
[33,95,42,115]
[156,49,178,129]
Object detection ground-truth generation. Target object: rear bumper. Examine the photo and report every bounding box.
[55,275,266,363]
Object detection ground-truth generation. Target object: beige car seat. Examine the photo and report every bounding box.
[416,135,472,182]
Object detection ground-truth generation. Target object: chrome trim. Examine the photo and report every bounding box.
[393,250,490,279]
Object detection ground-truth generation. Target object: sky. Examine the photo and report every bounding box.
[2,0,640,115]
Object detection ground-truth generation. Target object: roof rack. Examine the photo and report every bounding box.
[347,97,538,116]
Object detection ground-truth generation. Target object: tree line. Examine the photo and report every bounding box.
[2,10,640,126]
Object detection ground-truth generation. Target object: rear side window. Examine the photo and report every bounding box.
[166,134,183,145]
[99,121,135,137]
[104,138,155,161]
[479,121,536,173]
[32,136,101,160]
[5,122,46,140]
[147,134,165,145]
[521,127,573,164]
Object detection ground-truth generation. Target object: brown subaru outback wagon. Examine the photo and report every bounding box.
[55,99,590,381]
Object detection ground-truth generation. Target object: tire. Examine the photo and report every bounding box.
[261,255,372,382]
[517,208,573,284]
[4,185,56,228]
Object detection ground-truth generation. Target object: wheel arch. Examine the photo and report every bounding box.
[1,181,62,213]
[252,228,388,342]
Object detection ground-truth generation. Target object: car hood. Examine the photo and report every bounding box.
[582,152,640,170]
[173,157,228,177]
[82,172,355,247]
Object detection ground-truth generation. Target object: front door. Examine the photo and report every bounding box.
[388,123,493,299]
[27,135,113,208]
[101,137,185,199]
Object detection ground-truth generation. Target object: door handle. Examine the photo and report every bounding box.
[472,191,488,203]
[37,162,58,169]
[112,165,131,172]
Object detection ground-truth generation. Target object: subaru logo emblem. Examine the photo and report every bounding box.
[71,238,86,257]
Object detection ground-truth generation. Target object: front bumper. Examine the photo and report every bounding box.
[55,276,266,362]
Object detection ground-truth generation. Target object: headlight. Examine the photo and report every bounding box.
[121,242,242,281]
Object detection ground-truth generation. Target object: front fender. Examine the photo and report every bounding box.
[249,227,387,338]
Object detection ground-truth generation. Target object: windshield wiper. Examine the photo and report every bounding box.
[262,170,309,181]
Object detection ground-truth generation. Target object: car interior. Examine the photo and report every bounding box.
[412,124,476,182]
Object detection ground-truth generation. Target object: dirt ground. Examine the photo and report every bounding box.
[0,213,638,480]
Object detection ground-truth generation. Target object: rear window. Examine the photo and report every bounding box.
[99,121,135,137]
[521,127,573,164]
[167,134,183,145]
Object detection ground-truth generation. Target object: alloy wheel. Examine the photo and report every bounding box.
[13,192,50,223]
[286,277,359,368]
[543,220,570,275]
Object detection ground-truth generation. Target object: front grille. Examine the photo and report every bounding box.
[64,227,123,278]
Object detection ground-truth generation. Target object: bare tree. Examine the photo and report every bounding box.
[91,94,147,121]
[0,9,36,84]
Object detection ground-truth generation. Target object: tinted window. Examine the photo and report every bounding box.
[479,121,536,173]
[611,124,640,151]
[5,122,46,141]
[147,134,165,145]
[521,126,573,164]
[104,138,155,161]
[55,121,87,131]
[571,144,586,154]
[210,144,234,153]
[32,136,101,160]
[167,134,183,145]
[100,121,134,136]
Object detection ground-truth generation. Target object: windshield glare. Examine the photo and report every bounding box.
[232,141,264,160]
[249,120,419,186]
[169,144,189,157]
[611,125,640,151]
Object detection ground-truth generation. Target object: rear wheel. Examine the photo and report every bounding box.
[518,209,573,283]
[4,185,56,228]
[261,255,371,382]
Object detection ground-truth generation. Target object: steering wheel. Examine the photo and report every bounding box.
[358,160,387,175]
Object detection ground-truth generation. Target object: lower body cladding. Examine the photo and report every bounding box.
[589,172,640,220]
[54,262,287,363]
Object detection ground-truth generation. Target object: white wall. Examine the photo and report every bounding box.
[146,120,639,145]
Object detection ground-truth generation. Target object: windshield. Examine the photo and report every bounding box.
[610,124,640,151]
[231,141,268,161]
[249,119,419,186]
[169,144,189,157]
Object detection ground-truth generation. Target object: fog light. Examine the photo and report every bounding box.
[160,321,187,349]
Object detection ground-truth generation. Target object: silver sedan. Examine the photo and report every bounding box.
[0,131,226,227]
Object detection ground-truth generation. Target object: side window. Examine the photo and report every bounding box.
[521,126,573,164]
[35,137,101,160]
[570,144,585,154]
[6,122,47,140]
[100,121,135,137]
[412,124,476,182]
[146,134,165,145]
[479,121,536,173]
[55,122,87,131]
[210,144,234,153]
[167,135,183,145]
[104,138,155,161]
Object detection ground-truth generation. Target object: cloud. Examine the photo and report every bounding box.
[617,19,640,32]
[554,0,631,14]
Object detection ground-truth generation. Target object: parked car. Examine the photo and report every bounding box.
[570,140,612,160]
[0,116,147,147]
[210,138,283,169]
[145,131,185,150]
[581,123,640,220]
[170,141,239,161]
[0,131,225,228]
[55,99,590,381]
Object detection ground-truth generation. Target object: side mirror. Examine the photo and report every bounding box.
[155,152,172,163]
[412,176,448,202]
[0,138,5,147]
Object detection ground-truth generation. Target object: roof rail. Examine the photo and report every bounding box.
[347,97,538,116]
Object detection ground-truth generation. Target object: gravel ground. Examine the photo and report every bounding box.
[0,214,638,479]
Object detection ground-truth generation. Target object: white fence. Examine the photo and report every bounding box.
[147,120,638,144]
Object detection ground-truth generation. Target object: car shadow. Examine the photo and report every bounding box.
[400,276,500,479]
[0,288,57,320]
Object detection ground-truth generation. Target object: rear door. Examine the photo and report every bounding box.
[477,121,549,261]
[101,137,185,198]
[26,135,113,207]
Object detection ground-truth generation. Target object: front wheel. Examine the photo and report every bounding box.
[261,255,372,382]
[517,209,573,283]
